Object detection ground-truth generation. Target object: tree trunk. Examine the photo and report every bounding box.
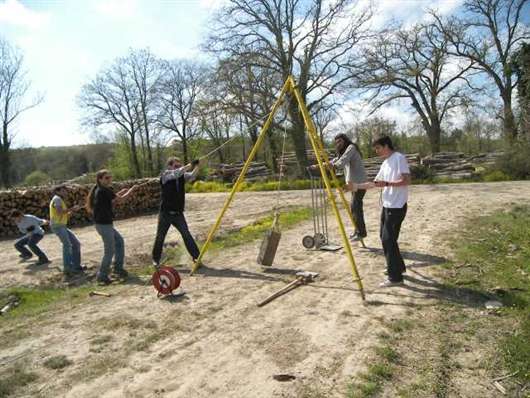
[142,115,154,175]
[502,94,518,141]
[287,100,308,175]
[129,133,142,178]
[267,130,279,173]
[182,138,189,164]
[1,123,11,188]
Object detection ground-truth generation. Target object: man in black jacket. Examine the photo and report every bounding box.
[152,157,202,267]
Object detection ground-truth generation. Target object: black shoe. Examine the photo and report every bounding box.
[112,269,129,279]
[97,277,112,286]
[72,265,88,273]
[35,258,51,266]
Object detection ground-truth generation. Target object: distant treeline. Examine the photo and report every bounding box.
[9,143,115,186]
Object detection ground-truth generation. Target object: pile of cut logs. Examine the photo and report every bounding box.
[421,152,474,179]
[0,178,160,237]
[362,153,421,180]
[209,161,273,182]
[421,151,504,179]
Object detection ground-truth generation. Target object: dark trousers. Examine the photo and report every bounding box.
[351,189,367,238]
[152,211,200,263]
[14,234,48,260]
[380,204,407,282]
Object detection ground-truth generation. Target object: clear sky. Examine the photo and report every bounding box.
[0,0,503,148]
[0,0,217,147]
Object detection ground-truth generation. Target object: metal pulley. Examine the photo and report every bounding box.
[152,266,181,297]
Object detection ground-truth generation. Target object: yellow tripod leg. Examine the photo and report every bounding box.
[190,80,291,275]
[288,76,365,300]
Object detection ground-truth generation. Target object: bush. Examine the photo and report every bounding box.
[482,170,512,182]
[410,164,434,181]
[188,180,229,193]
[23,170,51,186]
[496,142,530,180]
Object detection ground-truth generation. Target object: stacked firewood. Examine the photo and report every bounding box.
[421,151,505,179]
[362,153,421,180]
[0,179,161,237]
[209,161,273,182]
[421,152,476,179]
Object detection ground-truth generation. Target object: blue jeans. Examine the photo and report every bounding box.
[95,224,124,279]
[51,225,81,273]
[14,234,48,261]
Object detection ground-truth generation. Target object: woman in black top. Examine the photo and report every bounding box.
[86,169,137,285]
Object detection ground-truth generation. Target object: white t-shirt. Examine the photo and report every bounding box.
[375,152,410,208]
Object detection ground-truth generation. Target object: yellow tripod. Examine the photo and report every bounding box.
[191,76,365,301]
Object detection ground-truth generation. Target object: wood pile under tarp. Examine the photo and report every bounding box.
[0,178,160,238]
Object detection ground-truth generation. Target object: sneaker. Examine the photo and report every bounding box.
[349,233,366,242]
[35,258,51,266]
[97,277,113,286]
[384,268,406,276]
[379,279,404,288]
[112,269,129,279]
[152,260,160,269]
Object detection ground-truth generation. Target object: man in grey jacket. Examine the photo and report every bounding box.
[330,133,368,241]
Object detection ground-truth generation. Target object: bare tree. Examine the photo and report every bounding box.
[128,49,163,175]
[157,60,207,163]
[79,57,143,177]
[432,0,530,141]
[358,23,475,153]
[214,53,286,165]
[206,0,372,173]
[0,39,43,187]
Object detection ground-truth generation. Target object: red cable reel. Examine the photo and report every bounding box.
[152,266,181,297]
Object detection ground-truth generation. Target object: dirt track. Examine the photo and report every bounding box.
[1,182,529,397]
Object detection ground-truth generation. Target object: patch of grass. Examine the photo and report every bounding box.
[0,365,38,397]
[388,318,413,334]
[208,207,312,251]
[446,205,530,383]
[375,346,399,363]
[95,315,157,330]
[43,355,73,370]
[0,286,93,320]
[71,355,126,382]
[347,331,401,398]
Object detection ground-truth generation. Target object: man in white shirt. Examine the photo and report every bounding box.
[358,136,410,287]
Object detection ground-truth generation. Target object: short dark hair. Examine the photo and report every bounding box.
[372,136,394,150]
[11,209,23,218]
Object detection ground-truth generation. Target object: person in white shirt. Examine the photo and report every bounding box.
[11,209,50,265]
[358,136,410,287]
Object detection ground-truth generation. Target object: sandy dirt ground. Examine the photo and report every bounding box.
[1,181,529,397]
[0,191,313,289]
